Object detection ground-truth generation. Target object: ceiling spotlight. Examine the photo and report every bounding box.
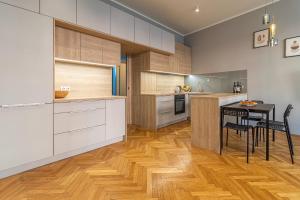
[194,6,200,13]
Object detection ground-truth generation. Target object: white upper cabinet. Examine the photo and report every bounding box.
[162,30,175,54]
[134,17,150,46]
[110,7,134,42]
[0,0,39,12]
[149,24,162,50]
[77,0,110,34]
[40,0,76,24]
[0,3,53,105]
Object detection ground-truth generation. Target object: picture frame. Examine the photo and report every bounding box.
[253,28,270,48]
[285,36,300,58]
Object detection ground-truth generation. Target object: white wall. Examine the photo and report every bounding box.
[185,0,300,134]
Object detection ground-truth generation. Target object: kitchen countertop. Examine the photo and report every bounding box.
[54,96,127,103]
[190,93,247,99]
[140,92,212,96]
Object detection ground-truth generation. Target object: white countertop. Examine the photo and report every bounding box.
[54,96,127,103]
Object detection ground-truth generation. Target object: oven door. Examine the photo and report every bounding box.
[175,95,185,115]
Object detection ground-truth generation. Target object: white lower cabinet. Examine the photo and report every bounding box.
[106,99,126,140]
[0,104,53,171]
[54,125,106,155]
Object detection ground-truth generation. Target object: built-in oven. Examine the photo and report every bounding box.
[174,94,185,115]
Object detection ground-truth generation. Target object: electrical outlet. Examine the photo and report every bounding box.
[60,86,71,91]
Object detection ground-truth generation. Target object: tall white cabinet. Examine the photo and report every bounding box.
[0,3,53,171]
[77,0,110,34]
[40,0,76,23]
[106,99,126,140]
[150,24,162,50]
[0,0,39,12]
[134,17,150,46]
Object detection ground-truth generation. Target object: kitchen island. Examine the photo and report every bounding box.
[191,93,247,153]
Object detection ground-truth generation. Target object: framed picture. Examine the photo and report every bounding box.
[253,29,270,48]
[285,36,300,57]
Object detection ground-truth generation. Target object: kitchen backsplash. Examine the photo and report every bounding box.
[185,70,247,93]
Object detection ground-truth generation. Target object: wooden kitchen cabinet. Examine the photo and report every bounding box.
[80,33,103,63]
[40,0,76,24]
[0,0,39,12]
[137,51,170,73]
[173,43,192,75]
[102,39,121,66]
[55,26,81,60]
[77,0,110,34]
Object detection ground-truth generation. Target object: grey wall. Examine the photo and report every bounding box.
[185,0,300,134]
[185,70,247,93]
[100,0,184,43]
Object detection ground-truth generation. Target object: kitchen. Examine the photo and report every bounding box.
[0,0,299,199]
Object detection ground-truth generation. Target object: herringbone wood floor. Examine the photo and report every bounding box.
[1,121,300,200]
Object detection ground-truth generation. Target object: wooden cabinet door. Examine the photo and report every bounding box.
[77,0,110,34]
[162,30,175,54]
[0,104,53,171]
[40,0,76,24]
[80,33,103,63]
[110,7,134,42]
[102,39,121,66]
[184,45,192,74]
[149,24,162,50]
[134,17,150,46]
[55,26,81,60]
[106,99,126,140]
[149,52,170,72]
[0,4,53,105]
[0,0,39,12]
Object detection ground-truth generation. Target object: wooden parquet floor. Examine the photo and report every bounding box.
[1,121,300,200]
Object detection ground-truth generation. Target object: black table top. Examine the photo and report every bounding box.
[222,103,275,113]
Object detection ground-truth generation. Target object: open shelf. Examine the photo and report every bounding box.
[55,58,115,68]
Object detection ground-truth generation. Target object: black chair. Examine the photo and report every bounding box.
[221,107,255,163]
[256,104,294,164]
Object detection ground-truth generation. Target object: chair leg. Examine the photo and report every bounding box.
[259,127,262,141]
[262,128,265,142]
[256,127,259,147]
[273,131,275,142]
[285,131,294,164]
[247,130,249,163]
[252,127,255,153]
[226,128,229,146]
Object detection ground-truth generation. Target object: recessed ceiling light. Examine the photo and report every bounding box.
[195,6,200,13]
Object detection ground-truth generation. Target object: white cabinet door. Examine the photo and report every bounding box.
[150,24,162,50]
[0,0,39,12]
[134,17,150,46]
[162,30,175,54]
[0,104,53,171]
[77,0,110,34]
[106,99,126,140]
[110,7,134,42]
[40,0,76,23]
[0,3,53,105]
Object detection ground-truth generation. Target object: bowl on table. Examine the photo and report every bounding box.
[239,100,258,107]
[55,90,69,99]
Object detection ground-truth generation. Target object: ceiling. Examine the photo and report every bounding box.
[112,0,275,36]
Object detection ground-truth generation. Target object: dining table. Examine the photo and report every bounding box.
[220,102,275,161]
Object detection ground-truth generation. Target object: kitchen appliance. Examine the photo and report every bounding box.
[175,86,182,93]
[233,82,242,93]
[174,94,185,115]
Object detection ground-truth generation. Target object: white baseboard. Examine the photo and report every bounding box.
[0,136,124,179]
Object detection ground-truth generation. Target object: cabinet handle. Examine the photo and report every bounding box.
[56,124,105,135]
[56,108,104,114]
[0,102,52,108]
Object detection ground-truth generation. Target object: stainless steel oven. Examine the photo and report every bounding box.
[174,94,185,115]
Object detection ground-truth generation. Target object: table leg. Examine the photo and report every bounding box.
[220,108,224,155]
[266,112,270,161]
[272,106,275,142]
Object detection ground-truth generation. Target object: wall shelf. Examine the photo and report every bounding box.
[55,58,115,68]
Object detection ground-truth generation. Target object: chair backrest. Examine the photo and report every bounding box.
[284,104,293,121]
[222,107,249,118]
